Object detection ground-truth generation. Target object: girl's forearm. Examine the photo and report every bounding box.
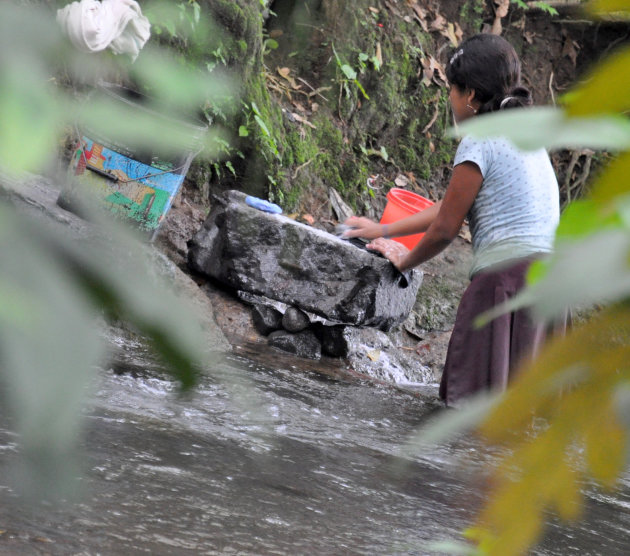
[383,201,441,238]
[397,222,453,271]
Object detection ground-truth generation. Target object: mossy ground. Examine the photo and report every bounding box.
[180,0,459,215]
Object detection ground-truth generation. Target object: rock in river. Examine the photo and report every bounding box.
[188,190,423,331]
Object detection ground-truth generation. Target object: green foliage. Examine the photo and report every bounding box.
[183,0,453,216]
[0,0,236,496]
[332,44,371,107]
[460,0,486,30]
[149,0,201,39]
[263,37,279,55]
[454,107,630,152]
[511,0,559,15]
[250,101,281,161]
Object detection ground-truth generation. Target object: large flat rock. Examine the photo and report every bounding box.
[188,190,423,331]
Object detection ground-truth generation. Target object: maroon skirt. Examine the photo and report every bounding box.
[439,257,568,407]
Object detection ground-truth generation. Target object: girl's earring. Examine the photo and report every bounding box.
[466,103,477,114]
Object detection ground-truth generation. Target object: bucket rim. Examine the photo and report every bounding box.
[386,188,434,212]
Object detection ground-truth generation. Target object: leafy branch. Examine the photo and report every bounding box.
[426,1,630,554]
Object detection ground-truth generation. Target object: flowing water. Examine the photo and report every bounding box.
[1,350,629,555]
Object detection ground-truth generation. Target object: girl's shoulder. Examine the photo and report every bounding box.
[458,135,545,160]
[455,134,495,161]
[458,134,509,149]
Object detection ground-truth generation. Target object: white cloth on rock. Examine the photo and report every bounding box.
[57,0,150,61]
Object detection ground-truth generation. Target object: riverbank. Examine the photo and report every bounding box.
[2,169,470,402]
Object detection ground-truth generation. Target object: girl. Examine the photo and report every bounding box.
[345,33,563,407]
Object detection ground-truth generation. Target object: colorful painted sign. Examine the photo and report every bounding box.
[69,136,187,231]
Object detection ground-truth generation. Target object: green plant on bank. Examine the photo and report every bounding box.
[210,135,239,179]
[357,48,382,73]
[460,0,486,29]
[181,0,453,217]
[359,145,389,164]
[146,0,203,51]
[249,101,281,161]
[263,35,279,56]
[511,0,560,15]
[332,44,371,104]
[142,0,244,186]
[417,1,630,554]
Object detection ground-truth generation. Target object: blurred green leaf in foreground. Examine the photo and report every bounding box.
[0,1,238,497]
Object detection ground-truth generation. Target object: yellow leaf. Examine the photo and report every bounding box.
[588,0,630,19]
[486,504,542,556]
[367,349,380,361]
[477,431,577,554]
[480,307,630,442]
[480,476,538,530]
[589,150,630,203]
[551,462,582,521]
[464,526,497,554]
[473,306,630,556]
[584,407,627,488]
[564,46,630,117]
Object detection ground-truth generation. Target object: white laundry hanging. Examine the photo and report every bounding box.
[57,0,151,61]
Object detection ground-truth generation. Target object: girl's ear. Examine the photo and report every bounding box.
[466,89,478,107]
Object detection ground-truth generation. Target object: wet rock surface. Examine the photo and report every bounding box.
[188,190,423,331]
[281,306,310,333]
[319,325,348,358]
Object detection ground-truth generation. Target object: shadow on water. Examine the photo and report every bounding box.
[1,352,629,555]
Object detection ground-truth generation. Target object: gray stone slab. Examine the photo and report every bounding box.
[189,190,423,331]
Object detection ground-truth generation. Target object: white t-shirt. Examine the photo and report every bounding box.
[454,135,559,277]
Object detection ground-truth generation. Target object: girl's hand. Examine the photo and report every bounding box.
[366,238,409,270]
[343,216,383,240]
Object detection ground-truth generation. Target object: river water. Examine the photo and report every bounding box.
[1,351,629,555]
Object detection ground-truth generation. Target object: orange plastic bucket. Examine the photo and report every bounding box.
[379,188,434,250]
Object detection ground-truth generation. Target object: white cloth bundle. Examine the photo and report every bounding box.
[57,0,151,61]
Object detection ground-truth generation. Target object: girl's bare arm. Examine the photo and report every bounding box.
[368,162,483,271]
[344,201,442,240]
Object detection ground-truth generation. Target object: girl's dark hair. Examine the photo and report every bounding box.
[446,33,532,114]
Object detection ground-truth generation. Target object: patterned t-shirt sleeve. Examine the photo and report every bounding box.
[453,135,489,178]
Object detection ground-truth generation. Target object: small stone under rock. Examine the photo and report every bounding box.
[251,304,283,335]
[268,329,322,360]
[282,306,310,332]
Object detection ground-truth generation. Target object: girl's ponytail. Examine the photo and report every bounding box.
[478,85,532,114]
[499,86,532,110]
